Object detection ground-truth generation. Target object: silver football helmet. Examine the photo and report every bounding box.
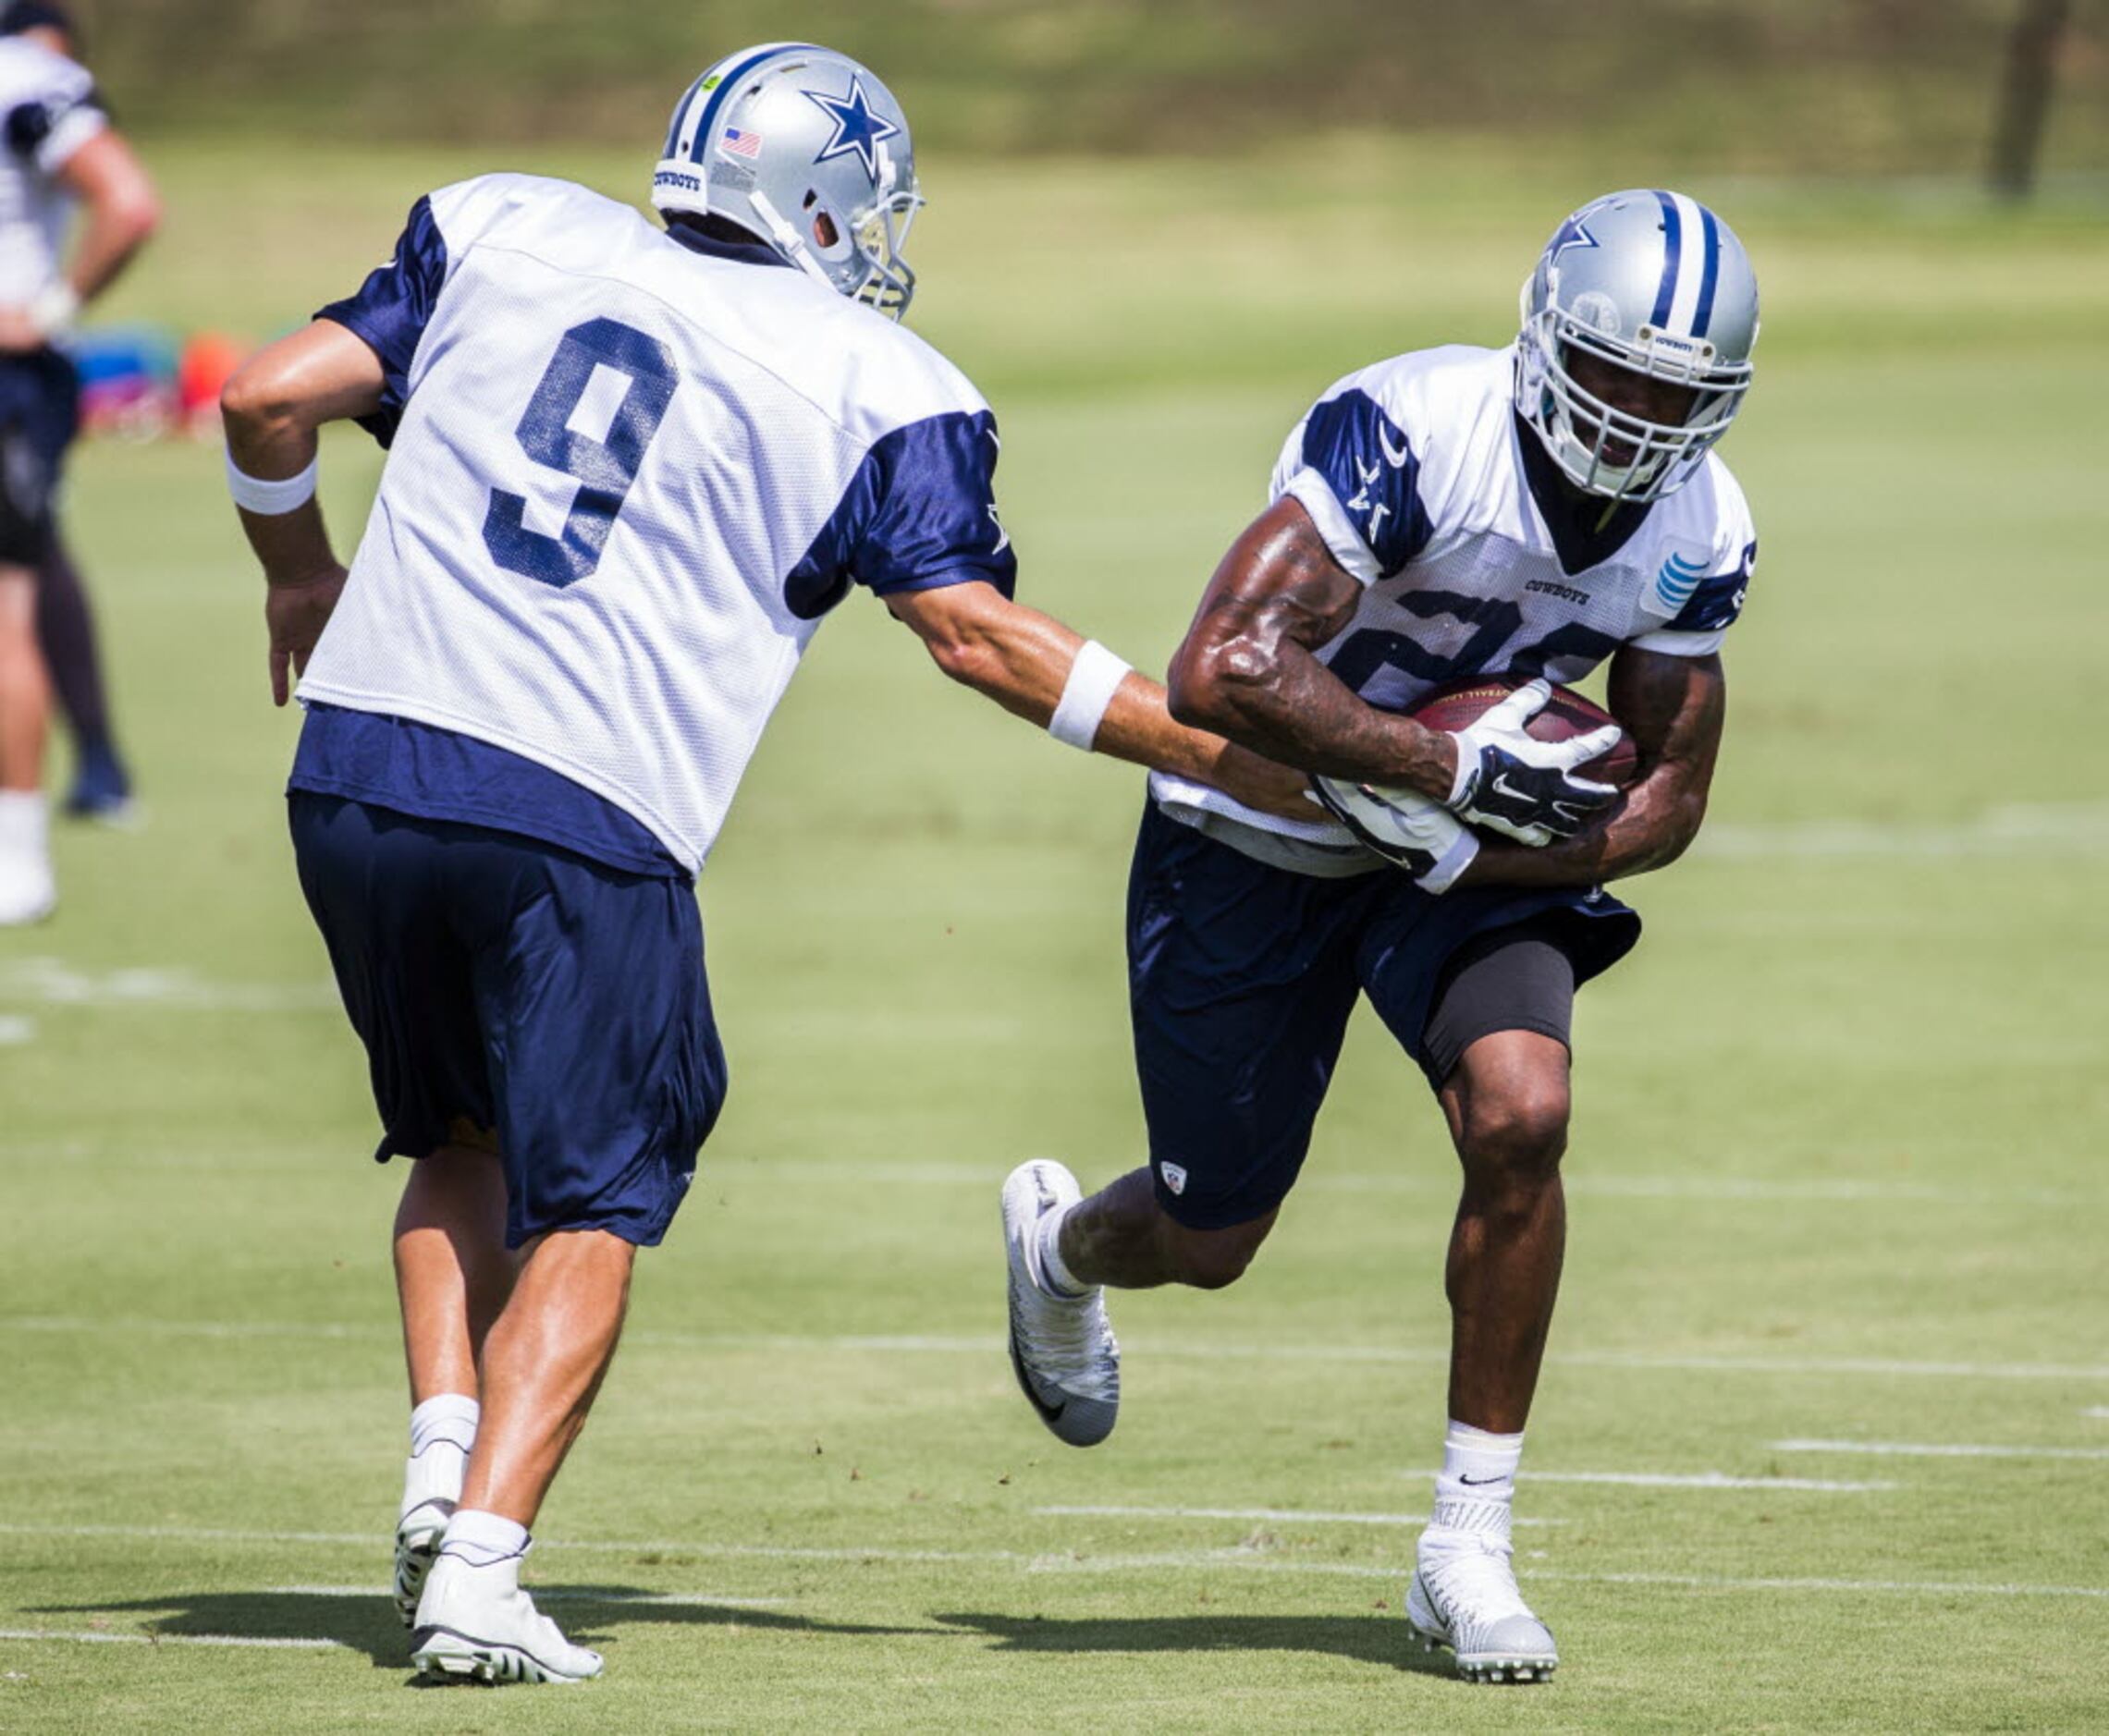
[654,43,921,317]
[1515,189,1759,504]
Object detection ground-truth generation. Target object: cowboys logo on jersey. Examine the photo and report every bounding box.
[1154,189,1759,860]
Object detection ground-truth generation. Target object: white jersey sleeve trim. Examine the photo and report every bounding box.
[1627,626,1726,658]
[1282,467,1382,586]
[34,101,102,174]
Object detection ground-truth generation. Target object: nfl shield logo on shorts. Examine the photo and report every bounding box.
[1159,1161,1188,1196]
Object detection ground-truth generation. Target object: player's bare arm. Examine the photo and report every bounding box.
[1164,495,1460,798]
[53,131,156,295]
[1464,647,1724,889]
[886,579,1311,822]
[0,131,156,353]
[220,320,385,703]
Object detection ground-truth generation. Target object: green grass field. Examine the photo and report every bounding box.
[3,142,2107,1731]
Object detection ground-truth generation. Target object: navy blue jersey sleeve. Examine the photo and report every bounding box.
[313,195,449,449]
[785,410,1017,619]
[1292,389,1434,580]
[1665,537,1756,634]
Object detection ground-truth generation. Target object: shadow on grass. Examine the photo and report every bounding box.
[34,1585,926,1669]
[934,1609,1454,1676]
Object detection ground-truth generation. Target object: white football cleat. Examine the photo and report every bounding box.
[411,1552,603,1685]
[394,1445,466,1625]
[394,1504,453,1628]
[1001,1159,1120,1448]
[0,846,55,926]
[1406,1499,1558,1683]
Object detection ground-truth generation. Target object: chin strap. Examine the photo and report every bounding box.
[745,189,840,295]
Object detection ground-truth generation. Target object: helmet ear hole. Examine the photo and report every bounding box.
[802,189,843,251]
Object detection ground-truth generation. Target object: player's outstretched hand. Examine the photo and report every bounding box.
[1310,776,1479,893]
[265,565,349,707]
[1444,678,1622,848]
[1211,743,1324,825]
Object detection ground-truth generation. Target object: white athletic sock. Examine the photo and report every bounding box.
[411,1393,480,1459]
[1431,1419,1524,1522]
[438,1507,530,1571]
[402,1394,478,1521]
[0,789,48,856]
[1035,1202,1087,1298]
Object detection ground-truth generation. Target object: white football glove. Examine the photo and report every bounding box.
[1309,776,1479,894]
[1444,678,1623,848]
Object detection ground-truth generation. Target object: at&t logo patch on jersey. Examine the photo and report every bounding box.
[1652,548,1710,611]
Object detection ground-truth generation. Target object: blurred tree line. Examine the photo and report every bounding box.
[66,0,2107,177]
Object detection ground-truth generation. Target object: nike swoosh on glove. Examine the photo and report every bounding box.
[1444,679,1622,848]
[1309,776,1479,893]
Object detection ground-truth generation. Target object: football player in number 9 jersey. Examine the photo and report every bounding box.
[219,43,1304,1687]
[1001,189,1760,1684]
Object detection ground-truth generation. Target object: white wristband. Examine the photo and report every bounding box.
[227,451,319,516]
[26,280,79,338]
[1048,639,1133,751]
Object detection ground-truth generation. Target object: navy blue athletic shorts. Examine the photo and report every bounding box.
[289,792,727,1249]
[1127,802,1640,1230]
[0,349,79,562]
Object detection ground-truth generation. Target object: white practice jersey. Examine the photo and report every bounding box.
[1152,343,1757,855]
[0,37,104,303]
[298,174,1015,873]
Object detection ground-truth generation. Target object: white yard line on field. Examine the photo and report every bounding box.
[743,1162,2104,1211]
[1032,1506,1563,1527]
[1772,1438,2109,1461]
[268,1583,789,1607]
[0,1628,342,1650]
[7,1314,2109,1383]
[0,956,335,1013]
[4,1142,2094,1211]
[0,1522,1015,1566]
[4,1526,2103,1604]
[1016,1555,2109,1599]
[1534,1571,2109,1600]
[0,1015,33,1046]
[1397,1470,1897,1492]
[2085,1408,2109,1420]
[1692,800,2109,860]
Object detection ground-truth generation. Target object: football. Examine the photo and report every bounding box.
[1411,677,1639,788]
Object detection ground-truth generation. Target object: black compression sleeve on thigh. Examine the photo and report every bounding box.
[1423,924,1579,1087]
[35,539,112,746]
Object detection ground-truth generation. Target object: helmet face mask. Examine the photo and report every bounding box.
[1514,189,1759,506]
[656,43,924,319]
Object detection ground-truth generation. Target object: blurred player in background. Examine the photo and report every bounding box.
[0,1,157,923]
[1004,190,1760,1682]
[221,42,1301,1687]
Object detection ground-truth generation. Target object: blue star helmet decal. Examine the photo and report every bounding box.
[1547,201,1610,265]
[803,74,900,181]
